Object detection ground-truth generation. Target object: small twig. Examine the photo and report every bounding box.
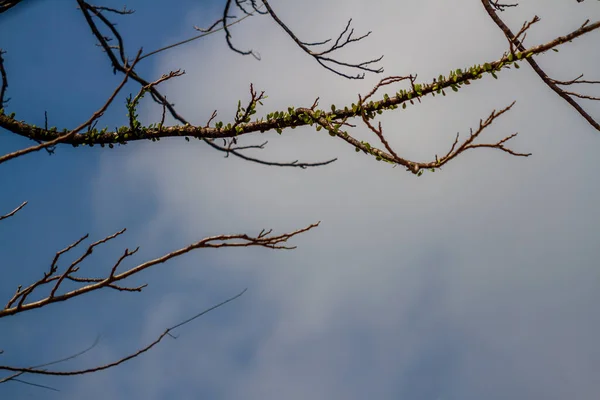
[0,201,27,221]
[140,5,261,61]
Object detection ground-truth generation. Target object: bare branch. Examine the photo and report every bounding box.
[481,0,600,131]
[0,48,8,107]
[0,289,246,377]
[260,0,383,79]
[222,0,260,59]
[0,0,23,14]
[1,222,319,319]
[0,335,101,389]
[139,5,261,61]
[0,201,27,221]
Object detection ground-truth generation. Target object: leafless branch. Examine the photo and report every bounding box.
[0,48,8,107]
[0,289,246,378]
[1,222,319,318]
[0,0,23,14]
[481,0,600,131]
[0,201,27,221]
[0,335,102,390]
[140,5,261,61]
[260,0,383,79]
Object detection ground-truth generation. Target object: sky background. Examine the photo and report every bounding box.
[1,0,600,399]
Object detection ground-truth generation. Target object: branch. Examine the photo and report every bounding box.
[0,289,246,379]
[260,0,383,79]
[0,0,23,14]
[2,3,598,175]
[0,48,8,107]
[0,49,142,165]
[0,336,101,390]
[1,222,319,318]
[68,0,324,168]
[139,3,263,61]
[0,201,27,221]
[481,0,600,131]
[1,17,597,154]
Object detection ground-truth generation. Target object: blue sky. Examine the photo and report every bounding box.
[1,0,600,399]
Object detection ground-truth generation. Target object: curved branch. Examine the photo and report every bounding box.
[260,0,383,79]
[0,289,246,378]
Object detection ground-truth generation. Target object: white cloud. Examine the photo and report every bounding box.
[86,1,600,399]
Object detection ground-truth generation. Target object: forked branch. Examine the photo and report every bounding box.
[481,0,600,131]
[260,0,383,79]
[1,222,319,318]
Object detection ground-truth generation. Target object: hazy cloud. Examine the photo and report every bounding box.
[76,1,600,398]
